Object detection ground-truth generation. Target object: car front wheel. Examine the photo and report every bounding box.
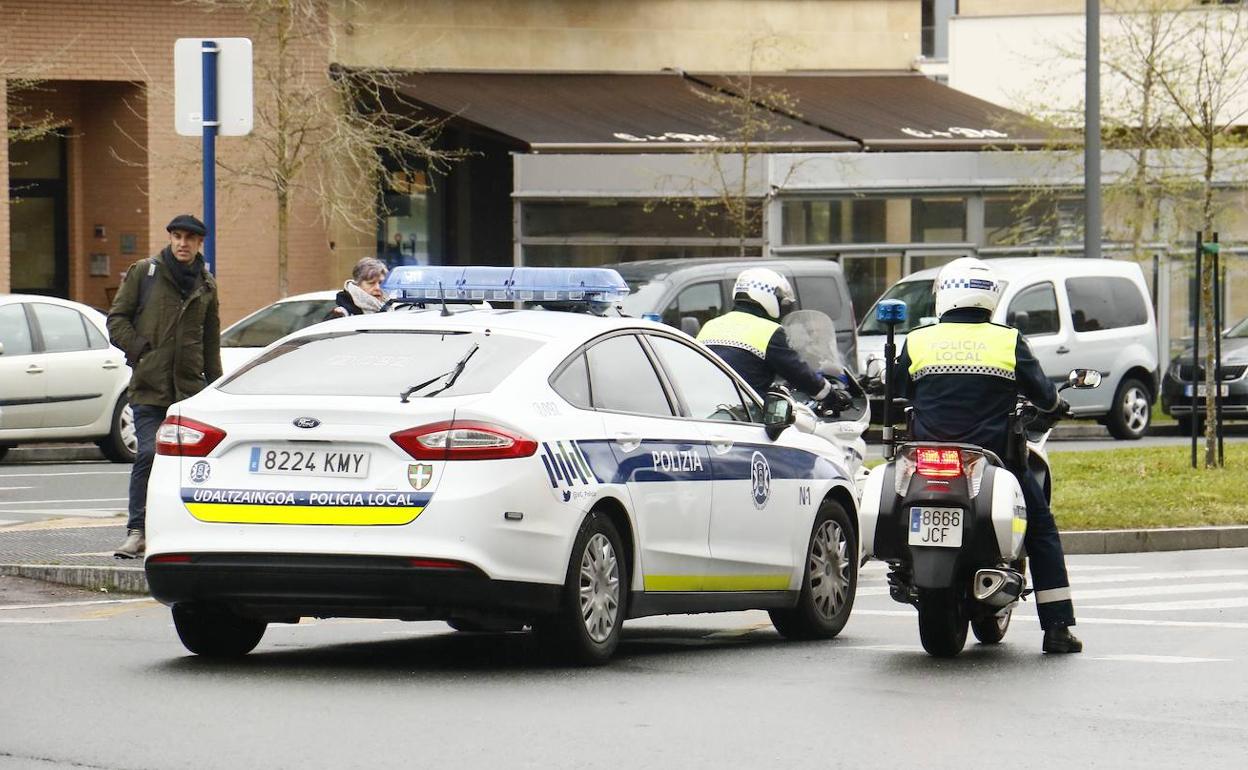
[539,511,628,666]
[770,500,857,640]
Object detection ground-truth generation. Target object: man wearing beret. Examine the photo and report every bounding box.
[107,215,222,558]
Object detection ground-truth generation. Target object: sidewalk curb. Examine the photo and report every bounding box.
[0,563,148,594]
[3,444,106,463]
[1061,525,1248,555]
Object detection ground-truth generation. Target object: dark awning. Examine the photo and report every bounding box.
[691,72,1055,151]
[389,70,1053,153]
[391,71,858,152]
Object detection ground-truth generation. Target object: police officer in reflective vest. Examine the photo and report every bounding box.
[698,267,851,411]
[893,257,1082,654]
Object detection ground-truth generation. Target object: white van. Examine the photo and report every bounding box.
[857,257,1159,440]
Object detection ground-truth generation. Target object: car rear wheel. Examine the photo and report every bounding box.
[770,501,857,640]
[172,604,267,658]
[1107,378,1151,440]
[97,397,137,463]
[539,511,627,666]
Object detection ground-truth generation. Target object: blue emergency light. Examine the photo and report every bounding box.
[383,265,630,313]
[875,299,908,325]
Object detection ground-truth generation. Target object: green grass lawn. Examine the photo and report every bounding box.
[1050,444,1248,530]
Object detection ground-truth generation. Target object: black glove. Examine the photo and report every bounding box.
[823,383,854,413]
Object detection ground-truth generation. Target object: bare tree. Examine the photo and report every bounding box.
[186,0,460,296]
[1152,3,1248,467]
[645,38,807,258]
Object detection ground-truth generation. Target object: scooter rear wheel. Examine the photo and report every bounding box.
[971,608,1012,644]
[917,588,968,657]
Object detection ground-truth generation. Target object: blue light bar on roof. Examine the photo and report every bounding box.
[383,266,630,305]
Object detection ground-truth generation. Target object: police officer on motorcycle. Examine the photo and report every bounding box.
[698,267,852,412]
[892,257,1082,654]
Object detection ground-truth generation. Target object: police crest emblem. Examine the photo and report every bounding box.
[408,464,433,490]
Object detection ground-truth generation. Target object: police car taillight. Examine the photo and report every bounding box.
[391,420,538,461]
[155,416,227,457]
[914,447,963,478]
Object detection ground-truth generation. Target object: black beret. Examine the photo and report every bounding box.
[166,214,207,236]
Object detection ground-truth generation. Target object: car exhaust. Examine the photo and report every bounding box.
[973,568,1024,608]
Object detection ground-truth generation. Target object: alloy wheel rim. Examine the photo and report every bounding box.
[809,519,850,620]
[120,405,137,454]
[578,533,620,643]
[1123,386,1150,433]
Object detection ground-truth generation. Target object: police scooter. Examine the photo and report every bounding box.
[772,309,872,492]
[857,299,1101,657]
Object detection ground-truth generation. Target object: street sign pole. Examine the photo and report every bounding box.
[201,41,220,275]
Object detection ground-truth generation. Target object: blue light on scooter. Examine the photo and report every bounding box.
[876,299,908,325]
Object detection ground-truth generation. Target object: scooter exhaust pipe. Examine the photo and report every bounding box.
[973,568,1024,609]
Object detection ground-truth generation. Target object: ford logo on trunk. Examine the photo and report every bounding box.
[293,417,321,429]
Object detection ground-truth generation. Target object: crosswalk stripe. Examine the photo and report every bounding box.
[1085,597,1248,612]
[1073,582,1248,600]
[1071,569,1248,586]
[1090,655,1229,664]
[852,608,1248,630]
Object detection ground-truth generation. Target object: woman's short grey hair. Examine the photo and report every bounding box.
[352,257,388,283]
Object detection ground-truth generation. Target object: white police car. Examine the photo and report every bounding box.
[144,267,861,664]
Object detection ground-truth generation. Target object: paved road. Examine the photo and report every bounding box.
[0,462,130,526]
[1,548,1245,769]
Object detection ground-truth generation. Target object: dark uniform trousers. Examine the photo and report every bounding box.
[898,312,1075,630]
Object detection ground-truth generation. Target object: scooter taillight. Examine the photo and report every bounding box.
[915,447,963,478]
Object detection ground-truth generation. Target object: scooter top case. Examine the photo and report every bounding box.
[859,443,1027,588]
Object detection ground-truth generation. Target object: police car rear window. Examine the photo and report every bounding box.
[218,330,542,398]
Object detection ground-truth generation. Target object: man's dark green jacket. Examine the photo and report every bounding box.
[107,249,223,408]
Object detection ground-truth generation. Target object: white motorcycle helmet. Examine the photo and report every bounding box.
[933,257,1004,318]
[734,267,795,320]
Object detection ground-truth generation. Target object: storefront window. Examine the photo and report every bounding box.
[985,194,1084,246]
[781,198,888,244]
[378,170,431,268]
[911,197,966,242]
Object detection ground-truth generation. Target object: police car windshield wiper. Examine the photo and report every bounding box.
[399,343,480,402]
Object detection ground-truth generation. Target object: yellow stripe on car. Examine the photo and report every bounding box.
[644,574,791,592]
[185,503,424,526]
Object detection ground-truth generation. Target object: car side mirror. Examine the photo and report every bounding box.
[680,316,702,337]
[1010,310,1030,332]
[763,391,796,440]
[1066,368,1102,389]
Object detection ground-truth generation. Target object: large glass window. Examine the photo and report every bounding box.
[1066,277,1148,332]
[661,282,723,329]
[1007,283,1060,336]
[220,330,542,397]
[843,255,903,327]
[30,303,89,353]
[551,353,591,409]
[378,169,431,269]
[911,197,966,242]
[985,195,1084,246]
[858,278,937,335]
[0,304,34,356]
[585,334,672,416]
[793,275,844,319]
[647,335,753,422]
[781,198,885,245]
[220,298,338,349]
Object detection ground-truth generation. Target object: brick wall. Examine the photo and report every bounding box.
[2,0,336,324]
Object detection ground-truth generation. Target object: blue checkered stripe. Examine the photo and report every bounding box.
[736,279,779,295]
[939,277,999,291]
